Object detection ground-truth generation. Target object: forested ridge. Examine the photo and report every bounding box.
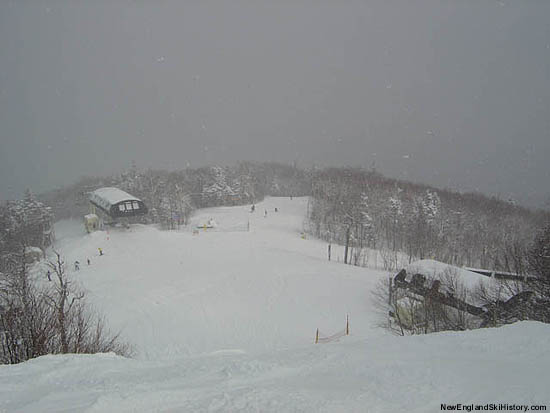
[3,161,546,275]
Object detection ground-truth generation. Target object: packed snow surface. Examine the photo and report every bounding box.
[1,323,548,412]
[48,197,384,359]
[1,197,549,412]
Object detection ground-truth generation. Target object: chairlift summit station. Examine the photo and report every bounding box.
[84,187,148,232]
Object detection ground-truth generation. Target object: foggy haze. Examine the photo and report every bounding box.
[0,0,549,208]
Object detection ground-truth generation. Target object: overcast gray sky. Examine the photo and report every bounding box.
[1,0,549,207]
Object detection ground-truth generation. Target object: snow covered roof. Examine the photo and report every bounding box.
[401,259,518,308]
[89,187,142,211]
[405,259,494,290]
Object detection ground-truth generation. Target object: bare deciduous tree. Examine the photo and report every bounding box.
[1,249,132,364]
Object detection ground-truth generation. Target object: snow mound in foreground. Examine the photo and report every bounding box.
[1,322,548,413]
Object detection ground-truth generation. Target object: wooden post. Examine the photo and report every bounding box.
[344,226,350,264]
[328,244,331,261]
[346,315,349,335]
[388,277,393,306]
[315,328,319,344]
[388,277,393,329]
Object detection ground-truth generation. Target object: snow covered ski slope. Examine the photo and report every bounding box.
[1,197,549,412]
[48,197,387,359]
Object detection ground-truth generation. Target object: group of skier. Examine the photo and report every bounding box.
[47,247,104,281]
[73,257,93,271]
[73,248,103,271]
[250,204,279,217]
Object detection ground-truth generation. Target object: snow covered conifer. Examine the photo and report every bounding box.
[202,166,237,206]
